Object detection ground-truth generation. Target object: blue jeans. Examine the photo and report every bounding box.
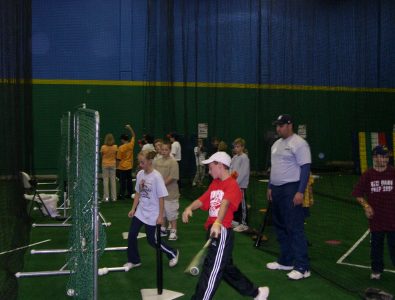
[271,182,309,272]
[127,216,177,264]
[370,231,395,273]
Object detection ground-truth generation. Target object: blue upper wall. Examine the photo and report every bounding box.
[32,0,395,87]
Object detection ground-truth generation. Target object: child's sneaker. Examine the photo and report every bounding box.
[254,287,269,300]
[231,221,240,228]
[233,224,249,232]
[168,229,178,241]
[169,250,179,267]
[370,272,381,280]
[160,227,168,237]
[123,262,142,271]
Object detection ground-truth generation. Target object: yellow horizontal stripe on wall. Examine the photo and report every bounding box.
[29,79,395,93]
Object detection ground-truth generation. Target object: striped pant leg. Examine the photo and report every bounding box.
[145,223,177,259]
[222,258,258,297]
[233,189,248,225]
[240,188,248,225]
[191,227,232,300]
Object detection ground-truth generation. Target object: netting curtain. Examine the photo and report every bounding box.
[0,0,32,299]
[143,0,394,173]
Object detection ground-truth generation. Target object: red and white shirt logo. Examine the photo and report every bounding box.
[209,190,224,217]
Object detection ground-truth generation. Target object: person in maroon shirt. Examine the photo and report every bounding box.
[182,152,269,300]
[352,145,395,280]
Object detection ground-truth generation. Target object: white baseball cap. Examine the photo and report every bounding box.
[202,151,231,167]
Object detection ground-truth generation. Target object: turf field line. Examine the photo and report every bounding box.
[336,229,369,264]
[338,262,395,274]
[337,229,395,274]
[0,239,51,255]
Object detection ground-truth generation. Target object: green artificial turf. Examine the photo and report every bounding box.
[10,176,395,299]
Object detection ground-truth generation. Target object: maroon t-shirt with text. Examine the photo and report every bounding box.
[352,166,395,232]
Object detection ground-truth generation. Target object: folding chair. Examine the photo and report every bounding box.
[20,171,60,218]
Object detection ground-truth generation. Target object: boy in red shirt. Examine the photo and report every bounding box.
[182,152,269,300]
[352,145,395,280]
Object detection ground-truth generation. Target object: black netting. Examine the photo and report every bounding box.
[0,0,32,299]
[143,1,395,297]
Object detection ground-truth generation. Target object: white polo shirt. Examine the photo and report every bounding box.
[270,134,311,186]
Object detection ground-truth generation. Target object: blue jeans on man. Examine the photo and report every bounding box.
[271,182,309,273]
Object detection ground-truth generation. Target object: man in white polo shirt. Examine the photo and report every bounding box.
[266,114,312,280]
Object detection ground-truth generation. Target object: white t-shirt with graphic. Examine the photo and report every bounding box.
[135,169,168,226]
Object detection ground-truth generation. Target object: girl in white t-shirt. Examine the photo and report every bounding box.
[124,150,179,270]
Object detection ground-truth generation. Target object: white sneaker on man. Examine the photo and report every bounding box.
[370,272,381,280]
[266,261,293,270]
[168,229,178,241]
[123,262,142,271]
[287,269,311,280]
[233,224,249,232]
[169,250,179,267]
[254,287,269,300]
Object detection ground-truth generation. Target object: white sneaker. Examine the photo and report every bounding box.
[370,272,381,280]
[287,269,311,280]
[254,287,269,300]
[233,224,249,232]
[123,262,142,271]
[160,227,168,237]
[168,229,178,241]
[103,198,109,202]
[231,221,240,228]
[169,250,179,267]
[266,261,293,270]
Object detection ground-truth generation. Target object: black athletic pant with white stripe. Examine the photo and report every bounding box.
[191,226,259,300]
[234,188,248,226]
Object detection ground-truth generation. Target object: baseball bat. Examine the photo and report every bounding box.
[184,238,212,276]
[254,202,272,248]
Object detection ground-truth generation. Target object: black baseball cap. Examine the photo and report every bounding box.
[372,145,389,156]
[272,114,293,125]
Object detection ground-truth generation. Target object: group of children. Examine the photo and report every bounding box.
[102,126,394,299]
[119,135,269,299]
[100,126,183,270]
[100,125,395,299]
[121,135,269,299]
[100,124,136,202]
